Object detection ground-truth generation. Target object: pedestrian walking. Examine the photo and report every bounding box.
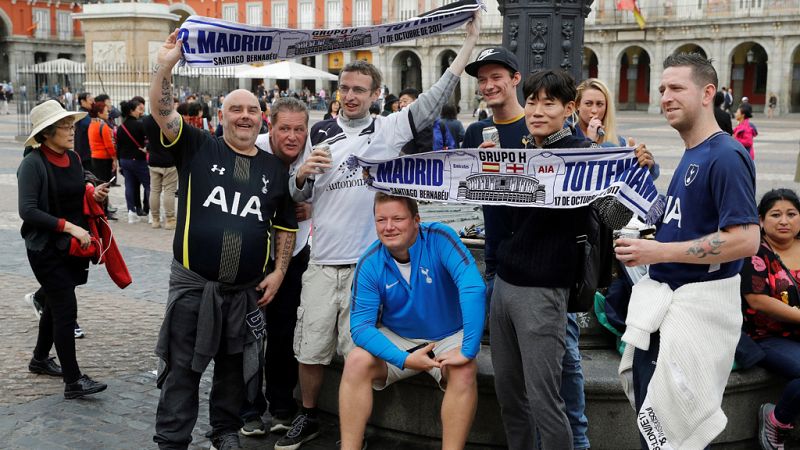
[18,100,111,399]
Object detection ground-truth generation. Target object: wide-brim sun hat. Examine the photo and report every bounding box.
[24,99,87,147]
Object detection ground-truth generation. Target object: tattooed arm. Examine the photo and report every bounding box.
[256,229,296,306]
[149,29,183,143]
[614,223,760,267]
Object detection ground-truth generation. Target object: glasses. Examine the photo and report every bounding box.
[338,86,371,96]
[55,124,75,132]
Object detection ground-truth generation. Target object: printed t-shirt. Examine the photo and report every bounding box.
[158,119,298,284]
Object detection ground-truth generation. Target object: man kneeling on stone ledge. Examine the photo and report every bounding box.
[339,193,486,450]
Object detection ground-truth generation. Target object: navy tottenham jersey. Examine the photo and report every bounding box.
[649,132,757,290]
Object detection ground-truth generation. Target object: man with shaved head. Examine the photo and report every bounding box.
[149,30,298,450]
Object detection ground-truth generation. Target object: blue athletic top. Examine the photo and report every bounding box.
[649,131,757,290]
[350,222,486,369]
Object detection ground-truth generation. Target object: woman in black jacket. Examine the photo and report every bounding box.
[18,100,109,399]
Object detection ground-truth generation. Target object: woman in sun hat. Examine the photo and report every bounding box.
[17,99,109,399]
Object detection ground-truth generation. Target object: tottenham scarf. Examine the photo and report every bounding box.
[177,0,483,67]
[348,147,666,224]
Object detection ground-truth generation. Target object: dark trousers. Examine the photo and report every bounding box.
[32,286,81,383]
[154,293,246,449]
[120,158,150,214]
[241,245,309,420]
[758,337,800,424]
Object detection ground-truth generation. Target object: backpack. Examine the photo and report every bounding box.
[568,207,614,313]
[433,120,457,151]
[401,119,456,154]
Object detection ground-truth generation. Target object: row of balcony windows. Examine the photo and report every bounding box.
[22,0,799,42]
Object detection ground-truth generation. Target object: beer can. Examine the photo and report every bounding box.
[313,143,331,174]
[613,227,641,241]
[482,126,500,147]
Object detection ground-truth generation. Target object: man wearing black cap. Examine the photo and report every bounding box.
[462,48,591,450]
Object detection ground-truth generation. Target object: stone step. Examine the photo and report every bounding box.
[318,347,791,449]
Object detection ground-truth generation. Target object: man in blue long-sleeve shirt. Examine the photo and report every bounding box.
[339,193,485,450]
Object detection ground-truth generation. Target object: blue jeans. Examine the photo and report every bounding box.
[562,313,589,449]
[758,337,800,424]
[120,159,150,214]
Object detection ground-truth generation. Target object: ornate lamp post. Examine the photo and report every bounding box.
[498,0,595,98]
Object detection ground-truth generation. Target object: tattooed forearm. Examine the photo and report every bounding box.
[686,232,725,258]
[152,63,161,74]
[275,231,295,275]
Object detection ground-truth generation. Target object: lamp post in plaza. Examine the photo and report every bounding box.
[498,0,595,98]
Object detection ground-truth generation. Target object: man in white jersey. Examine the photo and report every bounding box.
[275,12,481,450]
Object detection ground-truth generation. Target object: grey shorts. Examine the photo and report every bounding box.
[373,327,464,392]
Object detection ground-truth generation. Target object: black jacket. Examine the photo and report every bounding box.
[496,133,595,288]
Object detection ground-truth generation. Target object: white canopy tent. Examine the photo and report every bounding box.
[20,58,86,74]
[235,61,338,81]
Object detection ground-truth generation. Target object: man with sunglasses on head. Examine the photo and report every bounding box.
[278,12,482,450]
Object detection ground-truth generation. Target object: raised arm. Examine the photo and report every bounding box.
[406,11,481,131]
[149,29,184,143]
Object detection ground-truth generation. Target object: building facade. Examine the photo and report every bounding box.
[584,0,800,114]
[3,0,799,113]
[0,0,86,82]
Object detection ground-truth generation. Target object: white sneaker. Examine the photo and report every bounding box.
[128,211,140,224]
[147,212,153,224]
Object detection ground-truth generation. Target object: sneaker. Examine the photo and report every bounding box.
[269,414,293,433]
[128,211,140,224]
[64,374,107,399]
[274,413,320,450]
[147,212,153,224]
[74,323,85,339]
[28,356,62,377]
[151,217,161,229]
[164,217,177,230]
[240,418,266,436]
[211,433,242,449]
[23,292,43,319]
[759,403,793,450]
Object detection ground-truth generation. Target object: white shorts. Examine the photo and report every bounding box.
[293,263,357,365]
[373,327,464,392]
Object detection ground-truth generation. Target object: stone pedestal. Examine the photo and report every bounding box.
[74,3,178,106]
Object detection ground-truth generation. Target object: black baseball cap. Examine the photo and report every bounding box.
[465,47,520,77]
